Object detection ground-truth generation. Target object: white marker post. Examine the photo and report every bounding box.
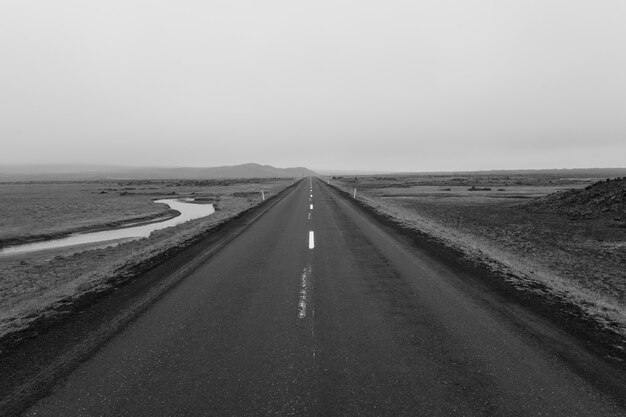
[353,188,357,198]
[261,189,265,200]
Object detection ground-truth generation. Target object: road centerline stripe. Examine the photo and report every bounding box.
[298,266,311,319]
[309,231,315,249]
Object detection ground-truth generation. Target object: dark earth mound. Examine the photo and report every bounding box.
[523,177,626,220]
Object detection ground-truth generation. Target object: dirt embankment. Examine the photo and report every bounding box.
[522,177,626,223]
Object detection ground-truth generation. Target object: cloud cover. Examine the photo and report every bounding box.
[2,1,625,171]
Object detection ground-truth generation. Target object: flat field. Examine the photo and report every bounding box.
[333,174,626,340]
[0,179,283,246]
[0,179,291,343]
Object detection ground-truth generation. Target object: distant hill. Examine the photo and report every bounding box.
[0,163,317,181]
[522,176,626,219]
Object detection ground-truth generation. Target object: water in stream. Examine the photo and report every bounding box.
[0,199,215,255]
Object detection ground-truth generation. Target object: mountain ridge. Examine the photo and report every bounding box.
[0,163,317,181]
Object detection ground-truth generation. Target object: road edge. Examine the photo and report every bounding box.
[323,180,626,395]
[0,179,302,417]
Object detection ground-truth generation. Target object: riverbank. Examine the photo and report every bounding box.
[331,174,626,363]
[0,179,291,348]
[0,178,276,247]
[0,209,182,249]
[1,199,215,256]
[0,182,172,247]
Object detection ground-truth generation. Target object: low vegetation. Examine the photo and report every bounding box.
[0,179,284,247]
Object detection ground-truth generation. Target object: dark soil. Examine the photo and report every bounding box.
[523,177,626,220]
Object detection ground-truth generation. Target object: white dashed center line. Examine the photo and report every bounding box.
[298,266,311,318]
[300,187,315,318]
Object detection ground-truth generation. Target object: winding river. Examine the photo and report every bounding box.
[0,199,215,255]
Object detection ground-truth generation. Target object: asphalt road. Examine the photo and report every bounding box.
[24,178,625,416]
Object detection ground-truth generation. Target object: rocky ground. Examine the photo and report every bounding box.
[523,177,626,221]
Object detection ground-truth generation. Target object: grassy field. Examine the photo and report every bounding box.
[332,174,626,341]
[0,179,285,246]
[0,178,292,343]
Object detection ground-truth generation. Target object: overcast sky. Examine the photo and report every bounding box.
[2,1,625,172]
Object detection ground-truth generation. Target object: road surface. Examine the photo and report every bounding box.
[23,178,625,416]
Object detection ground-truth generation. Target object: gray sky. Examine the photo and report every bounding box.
[2,1,625,172]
